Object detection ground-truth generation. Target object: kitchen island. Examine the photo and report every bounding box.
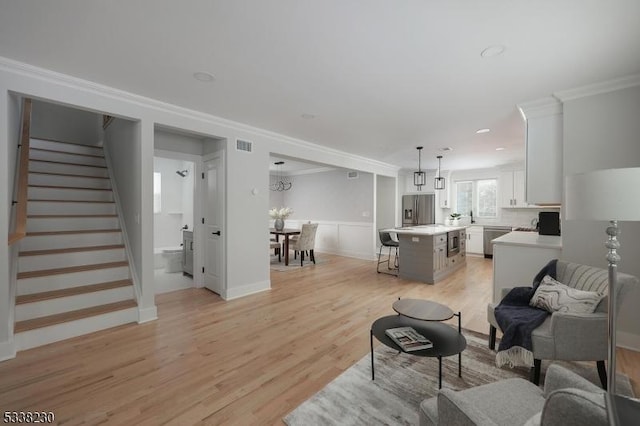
[491,231,562,303]
[383,225,467,284]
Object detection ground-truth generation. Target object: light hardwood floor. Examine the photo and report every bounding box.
[0,255,637,425]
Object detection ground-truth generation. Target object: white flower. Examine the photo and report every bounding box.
[269,207,293,219]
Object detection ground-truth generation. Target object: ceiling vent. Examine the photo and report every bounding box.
[236,139,253,153]
[347,171,359,179]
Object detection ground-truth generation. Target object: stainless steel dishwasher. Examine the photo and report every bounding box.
[483,226,512,258]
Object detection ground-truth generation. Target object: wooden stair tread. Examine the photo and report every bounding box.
[27,214,117,218]
[30,147,105,159]
[20,244,125,256]
[29,159,107,169]
[14,299,137,333]
[29,171,109,179]
[16,280,133,305]
[26,229,121,236]
[28,199,114,203]
[31,137,104,149]
[28,184,112,191]
[17,261,128,279]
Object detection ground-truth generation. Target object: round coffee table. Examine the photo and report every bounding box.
[392,298,454,321]
[371,302,466,389]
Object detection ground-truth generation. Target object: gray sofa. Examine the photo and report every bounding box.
[487,260,638,385]
[419,364,607,426]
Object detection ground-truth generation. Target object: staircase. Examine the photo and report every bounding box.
[14,138,138,351]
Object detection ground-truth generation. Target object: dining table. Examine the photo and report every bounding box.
[270,228,301,266]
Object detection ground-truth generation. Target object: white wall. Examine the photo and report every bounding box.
[31,100,101,145]
[155,129,205,156]
[0,56,399,357]
[561,84,640,347]
[103,118,148,304]
[282,169,374,222]
[376,175,396,232]
[0,92,23,359]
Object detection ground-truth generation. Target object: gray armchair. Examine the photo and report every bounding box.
[487,260,638,386]
[420,364,607,426]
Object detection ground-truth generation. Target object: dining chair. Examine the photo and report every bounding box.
[269,241,281,262]
[290,223,318,266]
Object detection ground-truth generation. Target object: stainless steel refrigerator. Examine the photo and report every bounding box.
[402,194,436,226]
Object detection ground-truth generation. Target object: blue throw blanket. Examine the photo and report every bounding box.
[495,259,557,368]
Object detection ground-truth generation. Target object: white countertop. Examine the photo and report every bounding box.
[491,231,562,249]
[382,225,467,236]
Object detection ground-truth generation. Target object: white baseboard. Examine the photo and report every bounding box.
[317,247,377,261]
[224,280,271,300]
[0,339,16,362]
[617,331,640,352]
[138,306,158,323]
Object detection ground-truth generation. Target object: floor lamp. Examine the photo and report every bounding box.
[565,167,640,425]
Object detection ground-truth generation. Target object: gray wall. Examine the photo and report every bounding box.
[104,119,143,281]
[280,169,374,222]
[562,85,640,340]
[31,100,101,145]
[376,175,396,232]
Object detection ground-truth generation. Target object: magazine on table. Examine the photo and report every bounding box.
[385,326,433,352]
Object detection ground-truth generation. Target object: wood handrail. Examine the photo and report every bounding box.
[8,98,32,245]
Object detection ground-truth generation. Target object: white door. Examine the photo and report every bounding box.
[203,154,224,295]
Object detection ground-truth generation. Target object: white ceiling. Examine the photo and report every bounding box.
[1,1,639,172]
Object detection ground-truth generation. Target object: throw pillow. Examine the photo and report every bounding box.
[530,275,605,314]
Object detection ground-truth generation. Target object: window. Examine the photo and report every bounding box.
[153,172,162,213]
[455,179,497,218]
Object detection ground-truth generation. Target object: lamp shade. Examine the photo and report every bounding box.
[565,167,640,221]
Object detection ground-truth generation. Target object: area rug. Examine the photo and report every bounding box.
[283,330,634,426]
[270,256,327,272]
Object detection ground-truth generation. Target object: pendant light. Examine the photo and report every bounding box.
[270,161,292,191]
[434,155,445,190]
[414,146,426,190]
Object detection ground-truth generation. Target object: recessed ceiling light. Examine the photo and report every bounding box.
[301,113,316,119]
[480,45,506,58]
[476,128,491,134]
[495,147,505,151]
[193,72,215,82]
[439,147,453,152]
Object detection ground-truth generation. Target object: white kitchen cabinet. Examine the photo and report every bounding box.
[518,98,563,205]
[500,169,526,208]
[492,232,562,303]
[466,225,484,255]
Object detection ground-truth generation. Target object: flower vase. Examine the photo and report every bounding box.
[274,218,285,231]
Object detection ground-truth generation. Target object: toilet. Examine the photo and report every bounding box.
[161,246,183,273]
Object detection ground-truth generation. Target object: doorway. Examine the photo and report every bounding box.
[152,155,195,293]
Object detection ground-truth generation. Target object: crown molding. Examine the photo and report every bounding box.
[553,74,640,102]
[517,97,563,120]
[0,56,400,175]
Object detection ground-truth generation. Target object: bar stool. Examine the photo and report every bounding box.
[377,230,399,275]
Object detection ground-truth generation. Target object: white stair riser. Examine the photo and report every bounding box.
[27,216,119,233]
[17,266,130,295]
[29,160,108,178]
[27,201,116,215]
[19,248,126,272]
[15,307,138,351]
[16,286,135,321]
[20,232,122,251]
[28,187,113,202]
[29,149,106,167]
[29,173,111,189]
[30,139,104,157]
